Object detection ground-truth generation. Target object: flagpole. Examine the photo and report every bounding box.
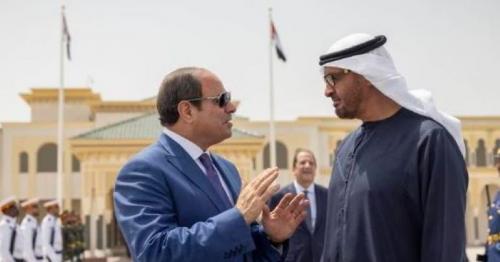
[57,4,65,207]
[268,7,277,168]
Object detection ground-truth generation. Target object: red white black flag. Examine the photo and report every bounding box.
[270,21,286,62]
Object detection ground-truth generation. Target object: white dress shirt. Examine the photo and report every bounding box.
[293,181,317,229]
[163,128,234,205]
[40,214,62,262]
[0,215,23,262]
[20,214,42,261]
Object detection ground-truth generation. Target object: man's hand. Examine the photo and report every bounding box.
[236,168,280,224]
[262,193,308,243]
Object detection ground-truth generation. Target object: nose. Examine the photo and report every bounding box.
[225,101,237,114]
[324,84,334,97]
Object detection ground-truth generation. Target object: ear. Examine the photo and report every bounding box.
[177,100,196,124]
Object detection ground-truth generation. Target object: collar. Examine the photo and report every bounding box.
[24,214,35,221]
[2,215,16,226]
[293,181,315,195]
[163,128,210,160]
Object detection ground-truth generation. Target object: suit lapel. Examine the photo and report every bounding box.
[158,133,229,212]
[313,184,325,234]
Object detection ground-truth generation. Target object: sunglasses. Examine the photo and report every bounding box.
[186,91,231,108]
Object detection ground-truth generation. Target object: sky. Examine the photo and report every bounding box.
[0,0,499,123]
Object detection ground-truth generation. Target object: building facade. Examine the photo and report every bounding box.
[1,87,499,254]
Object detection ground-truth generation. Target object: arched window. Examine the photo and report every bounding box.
[476,139,487,167]
[263,141,288,169]
[37,143,57,172]
[493,139,500,157]
[19,152,28,173]
[72,154,81,172]
[493,139,500,167]
[464,139,469,166]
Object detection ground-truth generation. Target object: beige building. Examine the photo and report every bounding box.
[1,87,499,254]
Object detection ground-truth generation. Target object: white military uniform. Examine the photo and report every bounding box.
[40,214,62,262]
[20,214,43,261]
[0,215,23,262]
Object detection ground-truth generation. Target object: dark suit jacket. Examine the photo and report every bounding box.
[269,183,327,262]
[114,133,283,262]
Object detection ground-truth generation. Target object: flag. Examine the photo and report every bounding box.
[270,21,286,62]
[62,9,71,60]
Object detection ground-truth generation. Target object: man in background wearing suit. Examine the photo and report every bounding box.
[114,67,308,262]
[269,149,327,262]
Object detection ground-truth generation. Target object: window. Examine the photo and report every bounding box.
[19,152,28,173]
[72,154,81,172]
[263,141,288,169]
[476,139,486,167]
[37,143,57,172]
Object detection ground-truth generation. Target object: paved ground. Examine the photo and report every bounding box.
[467,246,484,261]
[106,257,131,262]
[89,246,486,261]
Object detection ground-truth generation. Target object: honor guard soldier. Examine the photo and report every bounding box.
[486,150,500,261]
[0,196,23,262]
[478,149,500,261]
[40,200,62,262]
[20,198,42,261]
[486,190,500,261]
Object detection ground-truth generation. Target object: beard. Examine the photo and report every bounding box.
[335,106,357,119]
[334,80,363,119]
[332,72,379,120]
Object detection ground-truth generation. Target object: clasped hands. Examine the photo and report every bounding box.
[235,167,309,243]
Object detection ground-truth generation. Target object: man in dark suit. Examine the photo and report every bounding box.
[269,149,327,262]
[114,67,308,262]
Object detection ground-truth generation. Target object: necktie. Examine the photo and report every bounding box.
[199,153,232,208]
[9,226,16,255]
[304,190,314,233]
[32,228,38,251]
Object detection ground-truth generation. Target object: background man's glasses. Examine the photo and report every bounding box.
[186,91,231,108]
